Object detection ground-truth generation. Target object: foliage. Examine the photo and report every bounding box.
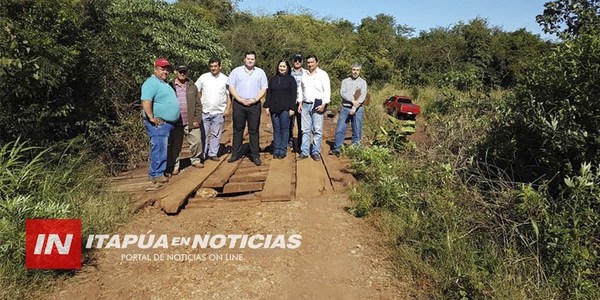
[479,33,600,186]
[0,139,132,299]
[536,0,600,38]
[1,0,230,172]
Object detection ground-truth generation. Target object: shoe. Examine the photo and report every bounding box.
[312,154,321,161]
[228,156,240,163]
[328,149,340,157]
[252,157,262,166]
[152,175,169,184]
[209,156,220,161]
[172,168,180,175]
[191,161,204,168]
[297,154,308,160]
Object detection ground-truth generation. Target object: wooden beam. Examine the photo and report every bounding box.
[157,155,226,214]
[222,182,264,194]
[257,154,294,202]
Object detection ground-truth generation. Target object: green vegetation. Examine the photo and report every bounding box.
[0,140,132,299]
[1,0,598,298]
[345,2,600,297]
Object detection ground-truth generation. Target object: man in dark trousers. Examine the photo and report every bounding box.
[226,51,268,166]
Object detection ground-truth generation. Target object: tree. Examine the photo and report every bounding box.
[536,0,600,38]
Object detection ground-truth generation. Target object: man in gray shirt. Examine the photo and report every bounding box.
[330,62,367,156]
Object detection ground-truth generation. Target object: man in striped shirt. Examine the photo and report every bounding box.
[167,64,203,175]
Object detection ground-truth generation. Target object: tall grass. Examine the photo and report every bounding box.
[0,139,133,299]
[347,84,598,298]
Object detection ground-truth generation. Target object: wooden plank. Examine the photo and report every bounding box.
[184,197,261,209]
[222,182,264,194]
[295,154,333,198]
[157,156,226,214]
[228,172,268,183]
[320,144,356,192]
[234,165,270,174]
[257,154,294,202]
[201,157,243,188]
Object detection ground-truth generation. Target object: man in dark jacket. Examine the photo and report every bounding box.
[167,64,203,175]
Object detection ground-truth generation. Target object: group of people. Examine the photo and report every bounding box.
[140,52,368,186]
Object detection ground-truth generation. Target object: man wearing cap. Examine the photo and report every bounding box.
[330,62,368,156]
[289,54,307,152]
[195,57,231,161]
[226,51,268,166]
[141,58,180,184]
[298,54,331,161]
[167,63,203,176]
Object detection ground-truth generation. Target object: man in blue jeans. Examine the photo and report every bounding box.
[298,55,331,161]
[330,62,368,156]
[141,58,180,185]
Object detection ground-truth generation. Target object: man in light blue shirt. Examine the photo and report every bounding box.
[141,58,180,185]
[226,51,268,166]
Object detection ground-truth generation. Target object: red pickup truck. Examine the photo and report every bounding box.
[383,96,421,120]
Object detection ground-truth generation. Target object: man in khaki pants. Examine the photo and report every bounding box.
[167,64,203,175]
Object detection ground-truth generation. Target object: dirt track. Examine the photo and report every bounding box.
[44,112,412,299]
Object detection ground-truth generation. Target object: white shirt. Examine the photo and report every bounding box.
[299,67,331,105]
[195,72,229,114]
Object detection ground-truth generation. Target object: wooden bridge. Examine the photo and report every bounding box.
[111,111,356,214]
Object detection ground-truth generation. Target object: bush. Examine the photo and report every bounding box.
[479,34,600,186]
[0,140,132,299]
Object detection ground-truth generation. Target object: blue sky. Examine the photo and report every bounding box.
[236,0,550,37]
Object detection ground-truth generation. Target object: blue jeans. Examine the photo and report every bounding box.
[300,102,324,156]
[333,106,364,151]
[271,110,291,157]
[144,119,174,179]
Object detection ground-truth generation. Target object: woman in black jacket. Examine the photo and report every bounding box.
[264,59,297,159]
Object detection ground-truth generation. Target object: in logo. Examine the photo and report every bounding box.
[25,219,81,269]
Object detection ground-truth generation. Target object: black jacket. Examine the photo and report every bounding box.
[264,74,297,113]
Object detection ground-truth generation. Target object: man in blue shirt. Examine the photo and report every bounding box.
[141,58,180,185]
[226,51,268,166]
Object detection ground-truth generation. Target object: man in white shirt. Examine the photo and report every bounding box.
[195,57,231,161]
[298,55,331,161]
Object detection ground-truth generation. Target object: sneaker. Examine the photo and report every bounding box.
[191,161,204,168]
[209,156,220,161]
[252,157,262,166]
[228,156,240,163]
[328,149,340,157]
[152,175,169,184]
[311,154,321,161]
[145,182,164,192]
[297,154,308,160]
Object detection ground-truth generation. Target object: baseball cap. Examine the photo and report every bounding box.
[293,54,303,61]
[154,58,171,68]
[175,64,188,72]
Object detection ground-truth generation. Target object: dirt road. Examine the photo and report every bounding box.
[45,113,411,299]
